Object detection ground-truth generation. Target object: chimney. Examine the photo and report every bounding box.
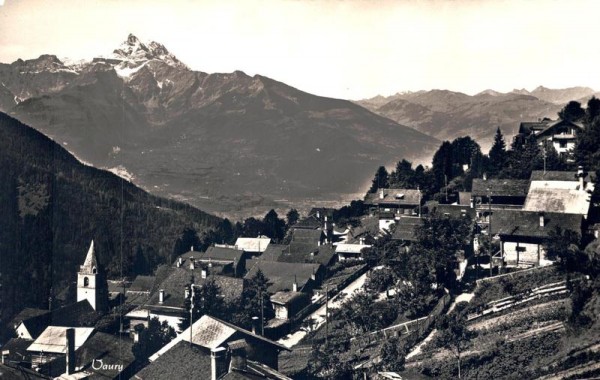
[189,259,195,271]
[158,289,165,304]
[132,330,140,343]
[292,276,298,292]
[380,189,385,199]
[316,210,320,219]
[539,212,545,227]
[483,173,487,181]
[1,350,7,364]
[201,268,208,279]
[211,347,228,380]
[578,166,585,190]
[251,316,260,335]
[228,339,248,372]
[359,237,365,245]
[185,287,190,300]
[66,328,75,375]
[177,257,182,268]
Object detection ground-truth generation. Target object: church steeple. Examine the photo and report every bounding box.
[77,240,107,312]
[80,240,98,275]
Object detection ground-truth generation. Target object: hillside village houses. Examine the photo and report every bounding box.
[515,117,584,156]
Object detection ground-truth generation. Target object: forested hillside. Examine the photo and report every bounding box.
[0,112,220,333]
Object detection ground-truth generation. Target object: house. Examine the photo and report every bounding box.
[129,265,245,332]
[235,236,271,255]
[493,210,583,267]
[244,260,323,294]
[294,208,335,230]
[27,326,95,368]
[471,178,530,233]
[364,188,422,217]
[125,275,156,306]
[1,338,33,367]
[148,315,290,372]
[136,339,291,380]
[10,308,50,340]
[434,204,476,219]
[391,217,424,247]
[179,245,246,277]
[524,168,594,218]
[334,241,372,261]
[270,292,310,321]
[37,331,136,379]
[522,118,584,155]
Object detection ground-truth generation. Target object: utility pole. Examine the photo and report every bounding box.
[260,290,264,336]
[487,188,493,277]
[417,185,422,217]
[189,284,194,346]
[325,285,329,346]
[542,144,547,175]
[445,174,448,203]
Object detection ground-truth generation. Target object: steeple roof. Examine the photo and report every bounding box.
[80,240,98,274]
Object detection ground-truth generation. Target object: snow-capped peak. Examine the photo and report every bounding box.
[110,34,187,70]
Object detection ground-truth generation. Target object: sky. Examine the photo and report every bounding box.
[1,0,599,100]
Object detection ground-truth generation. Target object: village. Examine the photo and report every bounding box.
[1,104,600,380]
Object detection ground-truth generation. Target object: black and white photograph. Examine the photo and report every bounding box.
[1,0,600,379]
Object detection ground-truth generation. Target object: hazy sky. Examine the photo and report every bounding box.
[1,0,599,99]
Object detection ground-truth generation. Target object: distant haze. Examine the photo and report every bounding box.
[1,0,599,100]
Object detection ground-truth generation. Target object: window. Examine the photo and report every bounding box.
[516,246,527,252]
[83,277,89,287]
[559,141,567,148]
[92,267,97,274]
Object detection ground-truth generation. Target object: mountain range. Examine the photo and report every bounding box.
[0,111,220,332]
[0,34,439,217]
[357,86,598,151]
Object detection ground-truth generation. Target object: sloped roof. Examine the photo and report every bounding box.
[291,229,323,244]
[235,237,271,253]
[391,217,424,242]
[471,179,530,197]
[27,327,94,354]
[294,215,322,229]
[261,244,287,261]
[0,363,48,379]
[244,260,321,293]
[270,291,308,306]
[2,338,32,361]
[181,246,244,262]
[278,243,336,266]
[493,210,582,238]
[224,361,293,379]
[335,243,371,254]
[48,300,99,328]
[434,204,476,219]
[150,315,289,362]
[536,118,584,138]
[10,308,49,328]
[135,341,211,380]
[524,181,593,215]
[128,275,156,293]
[76,332,135,379]
[364,188,421,206]
[518,120,550,134]
[146,267,244,309]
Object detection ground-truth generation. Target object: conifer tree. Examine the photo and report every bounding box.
[488,127,506,175]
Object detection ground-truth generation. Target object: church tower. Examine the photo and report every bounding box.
[77,241,108,312]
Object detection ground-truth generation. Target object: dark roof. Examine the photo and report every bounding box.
[261,244,287,261]
[0,363,49,379]
[244,260,321,293]
[493,210,583,239]
[530,170,579,181]
[434,204,476,219]
[147,267,244,309]
[181,246,244,262]
[308,208,335,219]
[270,291,309,306]
[278,243,336,266]
[536,119,584,139]
[9,308,49,328]
[76,332,135,379]
[293,215,322,230]
[38,300,99,329]
[518,120,550,134]
[364,188,421,206]
[223,361,293,379]
[291,229,324,244]
[1,338,32,361]
[471,179,530,197]
[391,217,423,242]
[134,341,211,380]
[128,275,156,293]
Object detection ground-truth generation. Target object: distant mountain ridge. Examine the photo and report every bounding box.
[0,34,439,217]
[357,86,598,151]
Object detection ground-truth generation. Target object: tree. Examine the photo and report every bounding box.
[544,226,582,272]
[390,159,416,189]
[308,342,352,379]
[558,100,585,121]
[262,209,286,242]
[368,166,389,193]
[242,217,263,238]
[172,228,200,262]
[286,208,299,227]
[230,269,272,330]
[179,278,226,331]
[132,317,176,364]
[379,336,407,372]
[488,127,507,175]
[435,302,476,379]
